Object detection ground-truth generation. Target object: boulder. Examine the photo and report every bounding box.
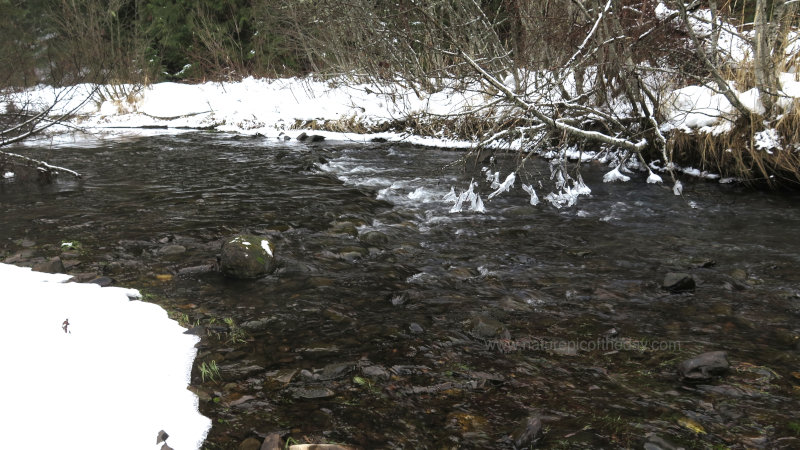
[678,351,729,382]
[220,235,275,279]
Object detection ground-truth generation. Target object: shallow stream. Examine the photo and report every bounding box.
[2,133,800,449]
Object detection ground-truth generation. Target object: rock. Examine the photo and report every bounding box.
[261,433,282,450]
[409,322,424,334]
[161,444,173,450]
[220,235,276,279]
[296,132,324,142]
[89,276,114,287]
[239,437,262,450]
[219,363,264,380]
[288,445,357,450]
[662,272,695,292]
[469,315,511,339]
[158,244,187,256]
[269,368,297,384]
[156,430,169,444]
[643,433,686,450]
[359,230,389,246]
[290,386,335,399]
[317,362,354,381]
[241,317,276,333]
[178,264,214,275]
[678,351,729,382]
[183,326,206,337]
[511,415,542,448]
[370,137,388,143]
[32,257,65,274]
[362,365,390,380]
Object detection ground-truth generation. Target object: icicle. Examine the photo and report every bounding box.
[522,183,539,206]
[673,180,683,195]
[442,186,457,202]
[472,193,486,213]
[488,172,516,199]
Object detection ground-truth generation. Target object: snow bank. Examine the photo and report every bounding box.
[11,77,480,149]
[0,263,210,450]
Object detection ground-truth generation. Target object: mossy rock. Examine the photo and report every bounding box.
[220,235,275,279]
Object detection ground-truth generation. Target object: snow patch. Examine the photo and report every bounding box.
[0,263,211,450]
[261,239,273,257]
[603,166,631,183]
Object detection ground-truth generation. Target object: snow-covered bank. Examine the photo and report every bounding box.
[0,263,210,450]
[6,77,478,149]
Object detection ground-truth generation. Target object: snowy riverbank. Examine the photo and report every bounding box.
[0,263,210,450]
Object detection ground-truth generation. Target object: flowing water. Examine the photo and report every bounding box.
[3,132,800,449]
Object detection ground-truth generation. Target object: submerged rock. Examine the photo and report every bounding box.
[663,272,695,292]
[678,351,729,382]
[290,386,335,399]
[643,433,686,450]
[158,244,187,256]
[239,437,262,450]
[359,230,389,246]
[469,315,511,339]
[220,235,275,279]
[362,365,390,380]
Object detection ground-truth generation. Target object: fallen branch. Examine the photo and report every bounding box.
[0,150,82,178]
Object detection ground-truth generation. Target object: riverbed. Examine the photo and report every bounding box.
[2,132,800,449]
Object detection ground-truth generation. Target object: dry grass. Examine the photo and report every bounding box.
[669,106,800,188]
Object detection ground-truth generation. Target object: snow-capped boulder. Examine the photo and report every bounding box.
[220,235,275,279]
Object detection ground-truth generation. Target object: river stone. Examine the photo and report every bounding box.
[362,365,390,380]
[317,361,354,381]
[239,437,262,450]
[32,257,65,274]
[678,351,729,382]
[156,430,169,444]
[663,272,695,292]
[89,276,114,287]
[290,386,335,399]
[261,433,282,450]
[288,445,357,450]
[643,433,686,450]
[360,230,389,246]
[158,244,187,256]
[220,235,275,279]
[469,315,511,339]
[241,317,276,333]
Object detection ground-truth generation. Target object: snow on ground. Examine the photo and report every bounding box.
[0,263,211,450]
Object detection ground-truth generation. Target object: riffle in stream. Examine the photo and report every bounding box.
[2,132,800,449]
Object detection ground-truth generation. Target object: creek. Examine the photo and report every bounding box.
[2,132,800,449]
